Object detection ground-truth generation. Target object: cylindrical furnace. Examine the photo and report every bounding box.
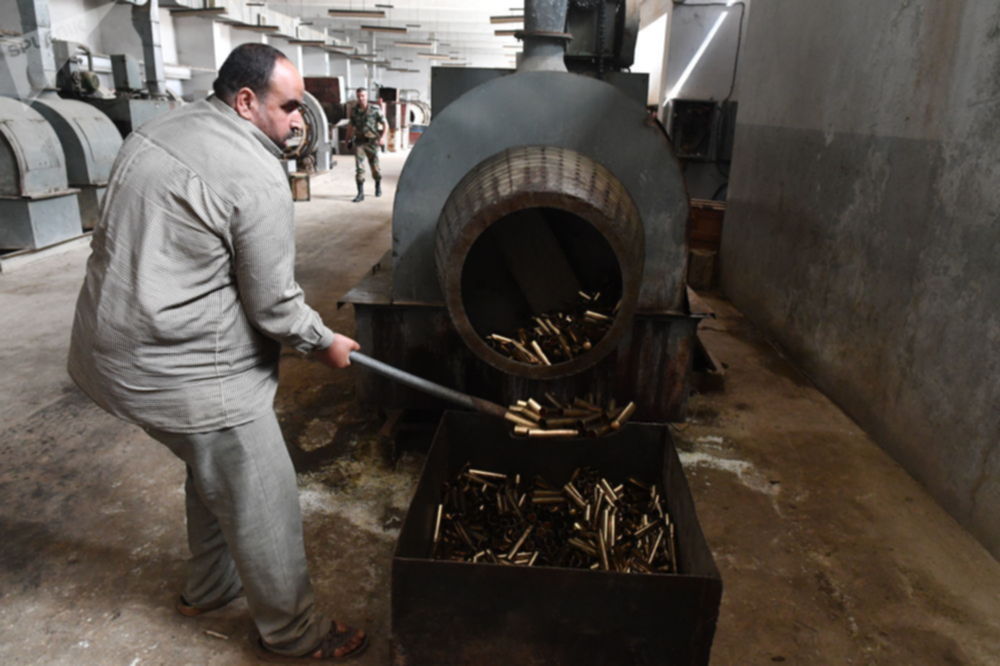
[343,0,697,421]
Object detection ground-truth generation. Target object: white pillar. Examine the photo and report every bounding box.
[302,47,329,76]
[274,39,304,71]
[173,15,222,99]
[331,54,351,88]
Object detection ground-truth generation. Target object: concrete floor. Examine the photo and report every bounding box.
[0,148,998,665]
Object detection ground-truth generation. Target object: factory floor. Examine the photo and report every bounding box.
[1,148,998,666]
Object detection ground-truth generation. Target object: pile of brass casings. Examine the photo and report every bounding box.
[504,395,636,438]
[432,465,678,574]
[484,292,618,366]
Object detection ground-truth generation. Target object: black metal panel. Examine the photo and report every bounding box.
[666,99,739,164]
[667,99,718,161]
[392,412,722,665]
[430,67,513,115]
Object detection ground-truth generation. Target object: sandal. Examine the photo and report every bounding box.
[253,621,368,662]
[175,593,241,617]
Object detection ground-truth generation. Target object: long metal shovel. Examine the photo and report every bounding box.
[349,351,507,419]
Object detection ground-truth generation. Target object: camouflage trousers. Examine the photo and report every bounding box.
[354,140,381,183]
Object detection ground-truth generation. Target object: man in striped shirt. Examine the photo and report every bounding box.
[68,44,367,661]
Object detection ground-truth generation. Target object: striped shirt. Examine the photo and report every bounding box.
[68,96,333,433]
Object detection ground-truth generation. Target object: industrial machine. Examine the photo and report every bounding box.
[564,0,640,76]
[0,96,81,250]
[68,54,179,138]
[283,90,332,173]
[405,99,431,126]
[30,92,122,229]
[403,98,430,146]
[2,0,162,245]
[382,8,723,657]
[55,45,179,139]
[342,0,696,422]
[53,0,179,137]
[0,0,86,249]
[431,0,645,115]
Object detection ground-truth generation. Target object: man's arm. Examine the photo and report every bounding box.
[230,189,358,362]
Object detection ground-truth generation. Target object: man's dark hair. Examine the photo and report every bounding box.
[213,43,288,103]
[356,87,366,95]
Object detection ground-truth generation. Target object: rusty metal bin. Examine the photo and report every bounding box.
[391,412,722,665]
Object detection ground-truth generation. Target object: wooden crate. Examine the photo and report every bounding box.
[687,248,717,290]
[688,198,726,251]
[289,173,310,202]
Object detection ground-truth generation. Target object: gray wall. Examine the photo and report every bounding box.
[722,1,1000,557]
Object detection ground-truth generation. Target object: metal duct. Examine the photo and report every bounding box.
[0,96,67,197]
[30,91,123,228]
[518,0,571,73]
[16,0,57,94]
[0,96,82,249]
[31,92,121,186]
[129,0,165,96]
[435,145,644,379]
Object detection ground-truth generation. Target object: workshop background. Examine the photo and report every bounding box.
[1,0,998,664]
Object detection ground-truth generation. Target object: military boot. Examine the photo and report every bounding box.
[375,179,382,197]
[353,181,364,203]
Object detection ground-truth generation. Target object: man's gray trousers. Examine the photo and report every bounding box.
[146,411,331,656]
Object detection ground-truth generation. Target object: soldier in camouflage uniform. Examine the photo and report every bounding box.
[347,88,386,202]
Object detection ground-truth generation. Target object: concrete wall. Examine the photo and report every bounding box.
[47,0,111,52]
[301,46,328,77]
[329,53,351,88]
[96,3,140,57]
[722,0,1000,557]
[271,37,303,73]
[172,14,218,99]
[349,60,367,92]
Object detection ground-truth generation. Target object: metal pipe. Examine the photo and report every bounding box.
[610,401,637,430]
[130,0,166,97]
[433,504,443,543]
[16,0,57,95]
[518,0,570,73]
[527,428,579,438]
[348,351,507,418]
[505,411,537,428]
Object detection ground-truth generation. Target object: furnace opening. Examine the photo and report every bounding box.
[435,145,644,379]
[460,206,623,366]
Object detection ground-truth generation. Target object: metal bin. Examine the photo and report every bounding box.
[392,411,723,665]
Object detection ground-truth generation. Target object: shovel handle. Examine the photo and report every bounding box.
[349,351,507,419]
